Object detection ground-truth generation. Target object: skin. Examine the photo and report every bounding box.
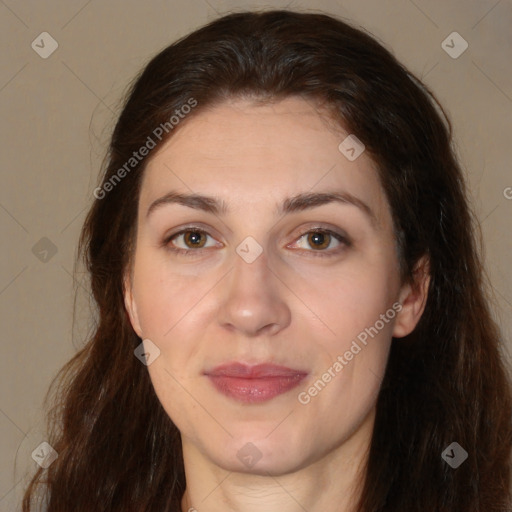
[124,97,429,512]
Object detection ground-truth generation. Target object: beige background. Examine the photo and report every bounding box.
[1,0,511,509]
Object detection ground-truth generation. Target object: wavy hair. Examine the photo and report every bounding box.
[22,10,512,512]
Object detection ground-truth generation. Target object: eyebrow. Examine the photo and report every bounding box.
[146,190,377,226]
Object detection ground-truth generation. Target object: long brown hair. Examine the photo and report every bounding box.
[22,10,512,512]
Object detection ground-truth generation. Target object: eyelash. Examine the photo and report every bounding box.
[162,226,351,258]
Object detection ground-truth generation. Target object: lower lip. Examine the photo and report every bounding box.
[207,374,307,403]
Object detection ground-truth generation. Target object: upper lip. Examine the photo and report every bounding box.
[205,362,308,378]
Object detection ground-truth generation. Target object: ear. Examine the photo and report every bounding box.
[392,255,430,338]
[123,272,143,338]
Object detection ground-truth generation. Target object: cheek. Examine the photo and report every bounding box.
[131,256,209,431]
[296,279,395,439]
[131,252,216,404]
[291,255,400,351]
[132,253,210,339]
[291,252,399,412]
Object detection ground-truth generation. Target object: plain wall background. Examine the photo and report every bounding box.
[1,0,511,509]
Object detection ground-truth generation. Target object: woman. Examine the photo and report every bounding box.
[22,9,512,512]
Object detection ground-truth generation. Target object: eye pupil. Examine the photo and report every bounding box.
[308,232,330,250]
[184,231,206,248]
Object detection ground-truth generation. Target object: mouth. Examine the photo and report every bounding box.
[204,362,308,403]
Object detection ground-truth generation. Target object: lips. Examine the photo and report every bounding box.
[204,363,308,403]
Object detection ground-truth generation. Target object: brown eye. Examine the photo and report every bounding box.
[290,228,351,257]
[165,228,218,254]
[307,231,331,250]
[182,230,207,249]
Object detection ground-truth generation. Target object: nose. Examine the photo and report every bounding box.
[216,248,291,337]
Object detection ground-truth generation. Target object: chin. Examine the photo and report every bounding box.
[205,428,314,476]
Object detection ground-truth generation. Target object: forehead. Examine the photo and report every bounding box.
[139,97,391,226]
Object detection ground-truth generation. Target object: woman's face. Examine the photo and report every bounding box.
[124,96,426,476]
